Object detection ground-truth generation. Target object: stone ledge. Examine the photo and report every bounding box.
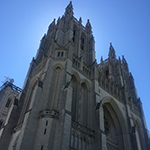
[39,109,59,119]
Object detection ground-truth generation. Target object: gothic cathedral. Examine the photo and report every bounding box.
[0,2,149,150]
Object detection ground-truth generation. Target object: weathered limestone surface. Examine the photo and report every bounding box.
[0,2,149,150]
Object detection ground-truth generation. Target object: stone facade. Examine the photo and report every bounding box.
[0,80,21,149]
[0,2,149,150]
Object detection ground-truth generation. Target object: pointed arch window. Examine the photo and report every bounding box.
[57,52,60,57]
[61,52,64,57]
[5,98,11,108]
[71,75,78,122]
[80,82,88,126]
[106,68,109,78]
[81,34,85,50]
[72,26,76,43]
[103,104,125,150]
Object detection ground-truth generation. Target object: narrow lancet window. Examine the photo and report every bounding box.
[44,129,47,134]
[61,52,64,57]
[106,68,109,78]
[81,34,84,50]
[57,52,60,57]
[5,99,11,108]
[73,29,75,42]
[46,120,48,126]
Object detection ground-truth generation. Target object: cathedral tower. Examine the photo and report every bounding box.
[0,2,149,150]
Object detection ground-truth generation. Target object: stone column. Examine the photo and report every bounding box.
[61,80,72,150]
[61,59,73,150]
[99,105,107,150]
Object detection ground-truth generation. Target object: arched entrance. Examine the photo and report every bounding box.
[103,103,124,150]
[100,97,128,150]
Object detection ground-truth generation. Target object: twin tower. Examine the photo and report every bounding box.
[0,2,149,150]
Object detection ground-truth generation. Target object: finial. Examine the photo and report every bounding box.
[65,1,73,16]
[57,17,60,23]
[122,55,129,71]
[86,19,92,32]
[62,15,64,19]
[49,19,55,27]
[110,42,114,49]
[118,56,121,63]
[129,72,133,78]
[42,34,46,40]
[47,19,56,34]
[40,34,46,48]
[101,56,103,63]
[91,35,95,41]
[109,42,116,59]
[109,42,114,50]
[129,72,135,89]
[79,17,82,24]
[122,55,126,64]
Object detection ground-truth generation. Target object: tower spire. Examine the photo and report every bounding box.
[86,19,92,32]
[122,55,129,71]
[65,1,73,16]
[122,55,127,64]
[109,43,116,59]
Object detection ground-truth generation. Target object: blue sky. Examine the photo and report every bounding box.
[0,1,150,132]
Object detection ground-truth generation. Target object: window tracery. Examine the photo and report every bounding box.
[104,116,110,135]
[80,34,85,50]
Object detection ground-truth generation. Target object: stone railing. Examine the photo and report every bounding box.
[97,59,109,67]
[39,109,59,119]
[72,55,91,78]
[106,139,119,150]
[0,81,22,94]
[70,121,94,150]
